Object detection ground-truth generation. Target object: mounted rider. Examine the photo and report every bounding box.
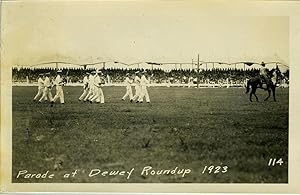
[259,61,269,88]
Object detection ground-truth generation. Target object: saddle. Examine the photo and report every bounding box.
[260,75,276,87]
[259,75,270,88]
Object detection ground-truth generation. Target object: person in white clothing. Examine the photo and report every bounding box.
[259,61,269,88]
[33,73,45,101]
[78,72,90,101]
[132,71,141,102]
[188,77,193,88]
[90,70,105,103]
[137,71,150,103]
[51,70,65,105]
[39,72,53,103]
[122,73,133,102]
[84,71,96,102]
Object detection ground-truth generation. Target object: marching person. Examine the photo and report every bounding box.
[78,72,90,101]
[182,76,187,88]
[259,61,269,88]
[188,76,193,88]
[132,71,141,102]
[51,70,65,105]
[137,71,150,103]
[39,72,53,103]
[84,71,96,102]
[91,69,105,103]
[122,73,133,102]
[33,73,45,101]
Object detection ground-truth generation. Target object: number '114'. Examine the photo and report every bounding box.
[268,158,284,166]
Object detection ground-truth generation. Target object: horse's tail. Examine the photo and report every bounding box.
[246,79,251,94]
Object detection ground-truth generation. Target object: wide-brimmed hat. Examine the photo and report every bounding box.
[96,70,104,75]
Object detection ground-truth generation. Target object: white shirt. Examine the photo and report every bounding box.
[134,76,140,86]
[37,77,44,88]
[88,74,94,87]
[94,75,101,87]
[83,76,88,88]
[107,75,111,84]
[271,71,277,84]
[83,76,88,84]
[124,77,132,87]
[140,75,149,86]
[55,75,63,86]
[260,67,268,76]
[44,76,51,88]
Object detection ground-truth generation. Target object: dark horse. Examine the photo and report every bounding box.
[245,67,282,102]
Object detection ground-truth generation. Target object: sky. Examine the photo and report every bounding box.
[1,1,289,70]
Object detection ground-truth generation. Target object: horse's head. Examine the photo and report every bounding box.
[275,66,281,75]
[266,68,280,85]
[273,67,286,85]
[268,68,275,77]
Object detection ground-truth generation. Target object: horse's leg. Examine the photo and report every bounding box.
[272,85,276,101]
[264,89,271,101]
[249,88,253,102]
[264,86,271,101]
[254,92,259,102]
[252,87,259,102]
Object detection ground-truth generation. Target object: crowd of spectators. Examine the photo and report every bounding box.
[12,67,285,85]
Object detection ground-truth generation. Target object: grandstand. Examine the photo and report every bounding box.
[12,60,289,88]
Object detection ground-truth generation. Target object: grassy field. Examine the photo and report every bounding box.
[12,86,288,183]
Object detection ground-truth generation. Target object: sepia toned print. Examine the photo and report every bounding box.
[1,1,300,193]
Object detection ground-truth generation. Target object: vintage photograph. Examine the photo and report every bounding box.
[1,1,292,187]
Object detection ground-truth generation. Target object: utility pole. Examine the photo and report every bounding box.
[197,54,200,88]
[192,59,194,70]
[103,62,106,70]
[180,64,183,84]
[243,63,246,79]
